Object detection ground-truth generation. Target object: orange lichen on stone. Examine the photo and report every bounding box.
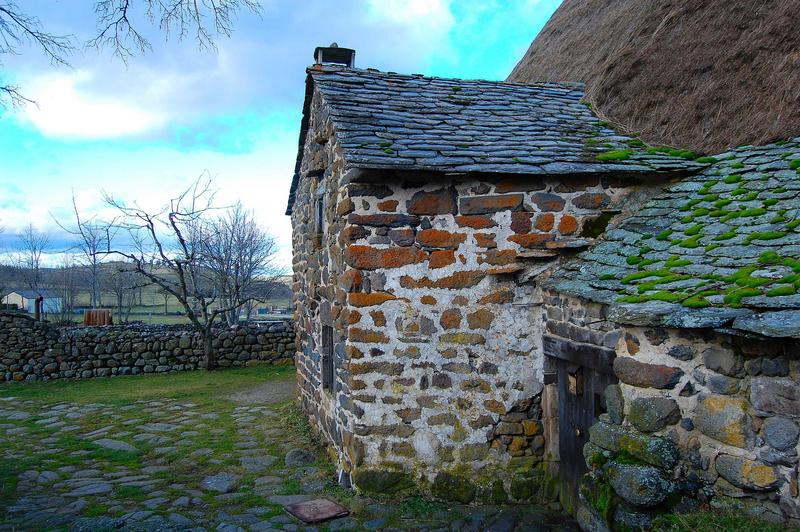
[467,308,495,329]
[344,245,427,270]
[399,271,486,290]
[348,292,398,307]
[455,215,497,229]
[440,309,462,329]
[338,269,363,292]
[420,295,437,305]
[474,232,497,248]
[345,309,362,325]
[349,327,389,344]
[534,213,555,231]
[429,250,456,269]
[558,215,578,235]
[479,289,515,304]
[416,229,467,249]
[370,310,386,326]
[377,199,399,212]
[478,249,517,266]
[508,233,555,248]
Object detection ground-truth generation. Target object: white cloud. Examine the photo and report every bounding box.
[365,0,454,26]
[362,0,456,64]
[20,70,168,139]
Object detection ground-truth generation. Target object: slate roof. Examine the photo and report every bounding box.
[286,65,706,214]
[546,139,800,337]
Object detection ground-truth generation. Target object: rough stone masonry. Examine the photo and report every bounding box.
[0,312,294,382]
[287,57,702,505]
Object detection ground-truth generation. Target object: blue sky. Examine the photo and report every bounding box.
[0,0,561,267]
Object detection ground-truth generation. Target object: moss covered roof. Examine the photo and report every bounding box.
[547,139,800,337]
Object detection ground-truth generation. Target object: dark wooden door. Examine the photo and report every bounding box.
[543,335,617,505]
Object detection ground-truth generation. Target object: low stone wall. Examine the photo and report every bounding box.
[0,312,295,382]
[542,291,800,527]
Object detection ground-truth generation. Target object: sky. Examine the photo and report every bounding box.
[0,0,561,268]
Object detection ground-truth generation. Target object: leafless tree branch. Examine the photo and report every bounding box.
[92,174,279,369]
[0,0,261,104]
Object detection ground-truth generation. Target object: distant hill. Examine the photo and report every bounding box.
[508,0,800,154]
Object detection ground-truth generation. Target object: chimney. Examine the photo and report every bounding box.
[314,43,355,68]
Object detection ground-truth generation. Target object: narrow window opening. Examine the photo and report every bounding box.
[314,186,326,237]
[322,325,334,391]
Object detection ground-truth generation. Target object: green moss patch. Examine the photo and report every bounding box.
[745,231,786,244]
[596,149,633,162]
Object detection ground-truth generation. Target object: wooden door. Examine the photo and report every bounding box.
[543,335,617,505]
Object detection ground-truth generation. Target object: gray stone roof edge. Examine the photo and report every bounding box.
[547,257,800,339]
[312,64,588,91]
[286,64,704,214]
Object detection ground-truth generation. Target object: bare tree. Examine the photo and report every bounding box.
[14,223,49,292]
[156,285,171,315]
[198,202,281,326]
[98,178,278,369]
[103,261,143,323]
[0,0,261,106]
[52,254,78,323]
[0,2,74,107]
[89,0,261,61]
[53,193,116,308]
[0,222,7,300]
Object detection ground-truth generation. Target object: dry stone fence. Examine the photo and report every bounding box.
[0,311,294,382]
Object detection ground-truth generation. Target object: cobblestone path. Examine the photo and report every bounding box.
[0,372,576,531]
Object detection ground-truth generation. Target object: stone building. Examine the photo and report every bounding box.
[544,141,800,525]
[287,47,800,525]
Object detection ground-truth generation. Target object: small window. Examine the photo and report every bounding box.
[314,187,326,236]
[322,325,334,391]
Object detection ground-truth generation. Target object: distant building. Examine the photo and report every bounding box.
[2,289,63,315]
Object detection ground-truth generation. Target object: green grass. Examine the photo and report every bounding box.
[116,485,148,501]
[652,507,798,531]
[83,501,110,517]
[0,365,294,405]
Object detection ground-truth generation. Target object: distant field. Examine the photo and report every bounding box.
[47,285,293,325]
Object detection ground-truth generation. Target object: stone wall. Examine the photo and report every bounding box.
[289,82,676,501]
[0,312,294,383]
[542,291,800,527]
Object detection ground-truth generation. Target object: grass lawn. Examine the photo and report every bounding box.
[0,364,294,406]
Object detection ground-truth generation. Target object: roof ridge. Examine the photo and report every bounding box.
[307,64,586,90]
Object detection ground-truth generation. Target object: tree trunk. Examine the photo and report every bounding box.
[203,333,216,371]
[163,296,169,316]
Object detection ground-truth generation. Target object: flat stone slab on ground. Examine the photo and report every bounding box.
[240,456,277,472]
[284,449,316,467]
[94,438,137,452]
[201,473,240,494]
[285,498,349,524]
[65,482,113,497]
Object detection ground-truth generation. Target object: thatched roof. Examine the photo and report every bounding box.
[508,0,800,154]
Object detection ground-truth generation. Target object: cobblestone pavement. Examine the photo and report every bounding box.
[0,375,577,531]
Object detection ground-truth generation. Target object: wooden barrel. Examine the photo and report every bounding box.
[84,309,113,326]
